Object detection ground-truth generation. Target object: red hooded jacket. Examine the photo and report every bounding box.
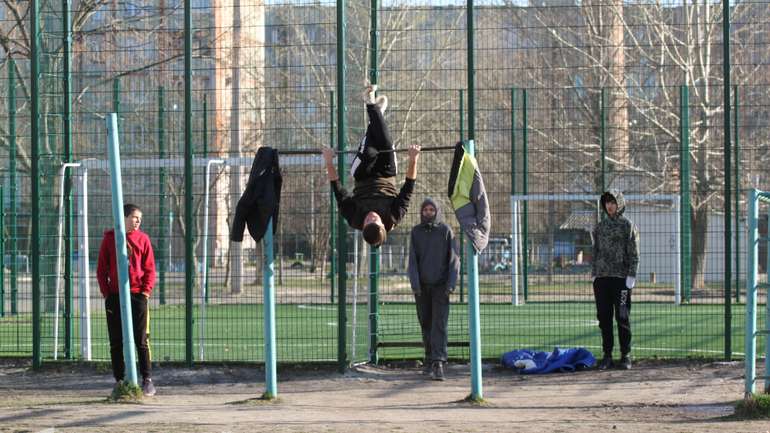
[96,228,156,298]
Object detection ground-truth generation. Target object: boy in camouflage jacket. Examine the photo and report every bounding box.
[592,190,639,370]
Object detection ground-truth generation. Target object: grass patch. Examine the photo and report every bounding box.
[460,394,489,406]
[733,394,770,419]
[108,381,143,403]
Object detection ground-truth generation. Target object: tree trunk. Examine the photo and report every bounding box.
[607,0,629,173]
[228,0,244,294]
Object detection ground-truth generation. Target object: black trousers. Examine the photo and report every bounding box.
[593,277,632,356]
[352,105,396,181]
[105,293,152,381]
[415,284,450,363]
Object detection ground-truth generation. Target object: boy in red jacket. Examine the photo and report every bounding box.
[97,203,157,396]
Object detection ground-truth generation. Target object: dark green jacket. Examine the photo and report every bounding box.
[591,190,640,279]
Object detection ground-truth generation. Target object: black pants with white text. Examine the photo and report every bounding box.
[593,277,632,357]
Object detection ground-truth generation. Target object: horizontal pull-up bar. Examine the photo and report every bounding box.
[277,145,457,156]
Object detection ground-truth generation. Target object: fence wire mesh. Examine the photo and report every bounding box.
[0,0,769,364]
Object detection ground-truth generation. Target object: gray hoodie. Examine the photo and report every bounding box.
[408,198,461,294]
[591,189,640,279]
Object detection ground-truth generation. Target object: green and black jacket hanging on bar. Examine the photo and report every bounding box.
[447,141,491,254]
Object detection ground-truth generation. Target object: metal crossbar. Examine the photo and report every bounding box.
[377,341,470,348]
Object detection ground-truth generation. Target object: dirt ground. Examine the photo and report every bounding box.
[0,359,768,433]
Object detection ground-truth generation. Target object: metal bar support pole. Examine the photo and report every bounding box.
[107,113,139,386]
[745,189,758,397]
[765,210,770,392]
[263,218,278,398]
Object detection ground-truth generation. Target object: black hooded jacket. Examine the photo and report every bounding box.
[407,198,460,293]
[230,147,283,243]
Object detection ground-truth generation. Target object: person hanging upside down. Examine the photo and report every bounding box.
[322,84,421,247]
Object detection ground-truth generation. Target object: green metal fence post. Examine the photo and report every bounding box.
[184,0,194,367]
[733,85,740,303]
[522,88,529,302]
[203,95,208,158]
[157,86,167,305]
[0,186,4,317]
[369,247,379,364]
[458,89,465,303]
[368,0,379,365]
[600,88,606,192]
[8,59,17,316]
[31,0,42,369]
[510,87,518,305]
[203,94,210,303]
[722,0,733,361]
[113,77,120,125]
[335,0,348,373]
[63,0,74,358]
[329,90,336,304]
[679,85,691,304]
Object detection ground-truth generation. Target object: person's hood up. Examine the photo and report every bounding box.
[420,197,441,226]
[600,189,626,218]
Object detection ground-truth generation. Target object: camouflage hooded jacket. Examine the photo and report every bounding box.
[591,189,640,279]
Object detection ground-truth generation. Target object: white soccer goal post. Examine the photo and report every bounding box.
[509,193,682,306]
[55,154,322,360]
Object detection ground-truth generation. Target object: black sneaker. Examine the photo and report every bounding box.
[142,378,156,397]
[431,361,445,381]
[597,355,613,370]
[618,355,632,370]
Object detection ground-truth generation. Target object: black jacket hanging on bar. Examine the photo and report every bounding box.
[230,147,283,243]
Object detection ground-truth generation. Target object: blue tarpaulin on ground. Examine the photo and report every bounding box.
[501,347,596,374]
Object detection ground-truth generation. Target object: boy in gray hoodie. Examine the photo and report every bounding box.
[408,198,460,380]
[592,190,640,370]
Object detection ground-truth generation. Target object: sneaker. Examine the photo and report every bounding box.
[618,355,632,370]
[422,361,432,375]
[363,85,377,105]
[597,355,613,370]
[142,378,156,397]
[431,361,445,381]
